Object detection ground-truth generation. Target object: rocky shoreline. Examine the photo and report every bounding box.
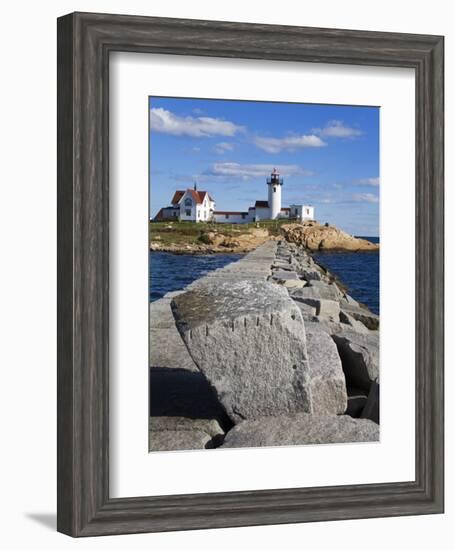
[149,239,379,451]
[149,221,379,254]
[281,222,379,252]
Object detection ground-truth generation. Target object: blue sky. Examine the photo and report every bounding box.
[149,97,379,236]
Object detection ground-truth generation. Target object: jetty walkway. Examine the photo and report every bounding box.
[149,240,379,451]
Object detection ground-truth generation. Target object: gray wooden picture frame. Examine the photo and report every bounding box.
[57,12,444,537]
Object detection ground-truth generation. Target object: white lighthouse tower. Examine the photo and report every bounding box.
[267,168,283,219]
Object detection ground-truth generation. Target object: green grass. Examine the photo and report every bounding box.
[149,219,291,244]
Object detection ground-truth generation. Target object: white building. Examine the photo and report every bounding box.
[212,211,249,223]
[153,170,314,224]
[153,185,215,222]
[289,204,315,221]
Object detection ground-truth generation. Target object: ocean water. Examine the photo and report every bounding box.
[149,239,380,315]
[149,251,243,302]
[313,236,379,314]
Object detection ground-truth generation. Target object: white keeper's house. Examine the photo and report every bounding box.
[154,188,216,223]
[153,169,314,224]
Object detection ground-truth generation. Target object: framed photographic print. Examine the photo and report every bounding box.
[57,12,444,536]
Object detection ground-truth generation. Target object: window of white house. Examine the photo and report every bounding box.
[184,198,192,207]
[185,209,191,216]
[225,214,229,219]
[198,210,200,218]
[242,213,246,219]
[306,208,310,215]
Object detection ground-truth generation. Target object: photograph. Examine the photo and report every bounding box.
[149,97,380,452]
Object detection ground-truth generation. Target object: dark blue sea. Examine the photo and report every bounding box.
[149,252,243,302]
[149,238,379,315]
[313,236,379,314]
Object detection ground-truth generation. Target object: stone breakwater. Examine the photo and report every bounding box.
[149,240,379,451]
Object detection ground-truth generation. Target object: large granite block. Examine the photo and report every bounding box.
[149,416,225,451]
[339,310,369,333]
[340,303,379,330]
[306,326,347,414]
[290,283,342,303]
[296,297,340,321]
[221,414,379,448]
[149,429,212,451]
[271,270,300,282]
[332,329,379,392]
[172,280,312,423]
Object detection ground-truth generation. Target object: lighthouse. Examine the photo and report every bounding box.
[155,166,315,224]
[267,168,283,219]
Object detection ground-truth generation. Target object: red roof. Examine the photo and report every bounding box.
[188,189,203,204]
[153,208,165,221]
[255,200,269,208]
[171,190,185,205]
[171,189,214,205]
[281,207,290,212]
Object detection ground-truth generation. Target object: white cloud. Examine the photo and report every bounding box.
[150,108,244,137]
[319,198,335,204]
[352,193,379,204]
[205,162,310,180]
[214,142,235,154]
[315,120,363,138]
[253,134,326,153]
[357,177,380,186]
